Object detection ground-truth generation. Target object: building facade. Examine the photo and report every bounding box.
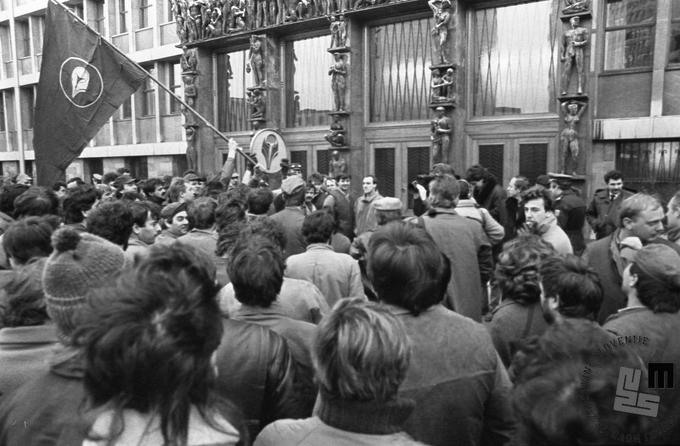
[0,0,679,204]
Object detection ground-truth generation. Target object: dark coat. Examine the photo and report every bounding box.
[0,352,89,445]
[474,179,508,229]
[604,308,680,444]
[390,304,516,446]
[213,318,313,438]
[586,189,634,239]
[582,234,627,324]
[554,189,586,254]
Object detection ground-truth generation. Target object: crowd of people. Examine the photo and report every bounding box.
[0,151,678,446]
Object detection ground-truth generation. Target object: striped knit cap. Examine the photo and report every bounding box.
[42,227,125,343]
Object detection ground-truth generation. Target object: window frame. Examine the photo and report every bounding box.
[602,0,658,72]
[168,62,182,115]
[139,0,152,30]
[140,66,155,117]
[116,0,129,35]
[668,0,680,68]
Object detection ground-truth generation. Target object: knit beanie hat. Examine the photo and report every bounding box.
[42,227,125,342]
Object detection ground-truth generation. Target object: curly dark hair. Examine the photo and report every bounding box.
[495,234,555,304]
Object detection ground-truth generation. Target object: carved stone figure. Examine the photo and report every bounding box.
[247,89,266,120]
[206,6,222,37]
[563,0,590,15]
[442,67,455,101]
[188,1,204,40]
[430,106,451,164]
[324,116,346,147]
[246,35,266,87]
[172,0,188,44]
[229,0,246,31]
[180,48,198,73]
[269,0,279,25]
[329,53,348,111]
[561,16,588,95]
[255,0,267,27]
[329,150,348,178]
[185,126,199,172]
[430,69,446,102]
[560,100,587,174]
[429,0,451,65]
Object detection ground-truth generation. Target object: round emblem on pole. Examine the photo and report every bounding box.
[250,129,288,174]
[59,57,104,108]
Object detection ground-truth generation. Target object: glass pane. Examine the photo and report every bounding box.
[604,26,654,69]
[670,22,680,64]
[473,1,558,116]
[220,51,249,132]
[606,0,657,27]
[370,17,434,122]
[287,35,334,128]
[674,0,680,19]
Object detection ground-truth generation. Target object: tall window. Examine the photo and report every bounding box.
[0,94,5,132]
[117,0,129,34]
[168,62,182,114]
[34,16,45,55]
[370,17,434,122]
[616,140,680,200]
[139,0,152,29]
[285,35,334,127]
[119,98,132,119]
[21,87,34,129]
[218,51,249,132]
[17,20,30,58]
[473,1,559,116]
[669,1,680,64]
[604,0,657,70]
[141,67,155,116]
[94,1,106,34]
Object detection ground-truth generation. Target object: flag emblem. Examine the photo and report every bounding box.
[59,57,103,108]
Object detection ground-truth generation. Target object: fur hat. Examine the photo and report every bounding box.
[42,227,125,342]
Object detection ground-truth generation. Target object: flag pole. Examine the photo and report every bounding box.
[48,0,258,166]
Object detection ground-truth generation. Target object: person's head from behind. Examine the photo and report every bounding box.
[3,216,59,267]
[42,227,126,343]
[619,193,664,242]
[86,200,134,249]
[314,298,410,403]
[511,319,647,446]
[495,234,555,305]
[604,169,624,195]
[215,199,248,256]
[13,186,59,218]
[75,244,226,444]
[623,244,680,313]
[247,187,273,216]
[539,254,603,323]
[457,179,472,200]
[368,222,450,315]
[165,179,187,203]
[62,184,98,224]
[521,186,554,228]
[427,174,459,209]
[0,183,29,217]
[227,234,284,308]
[302,210,335,245]
[187,197,218,230]
[241,218,286,252]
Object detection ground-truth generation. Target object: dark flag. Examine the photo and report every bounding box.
[34,1,147,186]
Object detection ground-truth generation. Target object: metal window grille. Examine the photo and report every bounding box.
[317,150,330,176]
[616,140,680,199]
[370,17,434,122]
[374,148,395,198]
[473,1,559,116]
[291,151,308,178]
[478,144,504,185]
[519,143,548,183]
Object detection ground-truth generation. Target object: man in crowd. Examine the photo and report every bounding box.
[538,254,603,325]
[522,186,573,255]
[323,173,354,239]
[269,176,307,258]
[286,210,363,306]
[367,222,515,445]
[549,173,586,254]
[176,196,219,259]
[583,193,664,323]
[414,174,490,322]
[586,170,633,239]
[661,190,680,254]
[155,202,190,245]
[354,175,382,236]
[604,244,680,444]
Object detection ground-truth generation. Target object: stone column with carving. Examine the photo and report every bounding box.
[428,0,456,165]
[247,34,268,132]
[326,13,350,177]
[558,1,591,175]
[180,48,200,172]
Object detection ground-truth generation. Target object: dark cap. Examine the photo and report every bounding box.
[160,202,188,220]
